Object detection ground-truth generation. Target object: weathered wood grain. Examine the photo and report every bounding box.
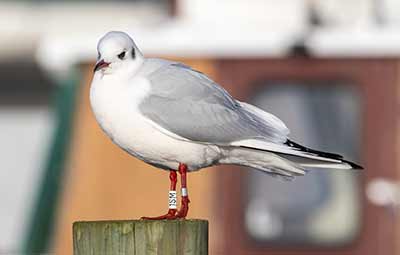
[73,219,208,255]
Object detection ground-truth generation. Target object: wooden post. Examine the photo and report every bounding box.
[73,219,208,255]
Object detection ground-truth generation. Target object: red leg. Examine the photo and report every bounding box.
[176,163,190,218]
[142,170,178,220]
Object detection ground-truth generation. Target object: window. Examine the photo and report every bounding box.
[243,82,361,246]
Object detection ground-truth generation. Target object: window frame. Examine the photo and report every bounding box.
[214,57,399,255]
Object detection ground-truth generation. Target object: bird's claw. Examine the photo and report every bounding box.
[141,209,177,220]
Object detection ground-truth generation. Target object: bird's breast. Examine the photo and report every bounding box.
[90,76,154,151]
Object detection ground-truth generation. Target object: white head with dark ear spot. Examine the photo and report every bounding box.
[94,31,144,74]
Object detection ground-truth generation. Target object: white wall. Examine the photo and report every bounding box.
[0,107,54,253]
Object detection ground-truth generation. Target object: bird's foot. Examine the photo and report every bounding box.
[141,196,190,220]
[141,209,177,220]
[175,196,190,219]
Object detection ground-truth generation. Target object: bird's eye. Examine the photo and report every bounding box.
[118,51,126,60]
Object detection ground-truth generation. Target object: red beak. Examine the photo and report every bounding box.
[94,59,109,72]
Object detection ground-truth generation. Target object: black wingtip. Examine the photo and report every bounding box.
[285,139,363,170]
[342,159,364,170]
[285,139,343,160]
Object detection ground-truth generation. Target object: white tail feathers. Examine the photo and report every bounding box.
[223,138,362,180]
[219,147,307,180]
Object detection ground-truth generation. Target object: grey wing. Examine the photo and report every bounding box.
[139,62,289,144]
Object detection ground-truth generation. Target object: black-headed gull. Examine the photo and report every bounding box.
[90,31,362,219]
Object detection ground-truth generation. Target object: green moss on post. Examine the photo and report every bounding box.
[73,220,208,255]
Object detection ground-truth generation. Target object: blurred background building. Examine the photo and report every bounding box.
[1,0,400,254]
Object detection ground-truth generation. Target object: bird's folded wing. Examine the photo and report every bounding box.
[139,62,289,144]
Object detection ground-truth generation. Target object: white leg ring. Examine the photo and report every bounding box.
[181,188,188,197]
[168,191,177,209]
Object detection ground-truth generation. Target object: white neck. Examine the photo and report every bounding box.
[123,56,145,76]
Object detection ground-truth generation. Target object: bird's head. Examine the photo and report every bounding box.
[94,31,144,74]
